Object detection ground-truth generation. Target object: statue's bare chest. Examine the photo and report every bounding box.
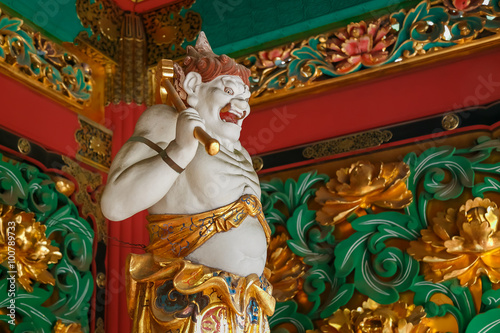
[156,145,260,214]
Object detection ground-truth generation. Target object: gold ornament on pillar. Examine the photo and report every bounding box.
[113,13,148,105]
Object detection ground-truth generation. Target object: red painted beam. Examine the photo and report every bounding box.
[241,48,500,155]
[0,72,81,158]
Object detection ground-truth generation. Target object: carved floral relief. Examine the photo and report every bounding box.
[0,204,62,292]
[408,198,500,287]
[315,161,413,225]
[322,16,397,74]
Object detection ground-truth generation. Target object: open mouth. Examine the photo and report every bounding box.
[219,103,247,125]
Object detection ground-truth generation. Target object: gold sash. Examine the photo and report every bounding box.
[146,194,271,259]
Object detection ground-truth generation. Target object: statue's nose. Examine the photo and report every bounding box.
[232,97,249,111]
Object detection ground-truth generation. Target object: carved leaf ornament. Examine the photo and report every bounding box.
[0,155,94,332]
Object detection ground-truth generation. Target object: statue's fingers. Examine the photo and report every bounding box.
[186,115,205,123]
[181,108,200,117]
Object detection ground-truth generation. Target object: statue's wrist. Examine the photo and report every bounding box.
[160,142,186,173]
[165,141,195,170]
[159,149,184,174]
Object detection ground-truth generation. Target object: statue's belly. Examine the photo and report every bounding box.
[186,215,267,277]
[148,146,266,276]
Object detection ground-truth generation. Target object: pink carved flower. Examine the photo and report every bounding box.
[325,16,396,74]
[443,0,483,12]
[256,44,294,68]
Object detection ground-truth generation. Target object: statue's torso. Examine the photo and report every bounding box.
[149,143,266,277]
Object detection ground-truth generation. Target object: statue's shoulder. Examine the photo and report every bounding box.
[134,104,178,141]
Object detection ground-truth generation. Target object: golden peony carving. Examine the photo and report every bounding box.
[0,204,62,292]
[308,299,429,333]
[266,232,305,302]
[53,320,83,333]
[315,161,413,225]
[408,198,500,287]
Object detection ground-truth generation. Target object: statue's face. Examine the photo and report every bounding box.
[187,74,251,144]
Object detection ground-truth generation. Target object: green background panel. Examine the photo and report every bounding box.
[0,0,86,42]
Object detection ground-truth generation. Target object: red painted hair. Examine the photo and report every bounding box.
[173,32,250,102]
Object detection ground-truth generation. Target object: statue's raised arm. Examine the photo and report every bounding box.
[101,32,275,333]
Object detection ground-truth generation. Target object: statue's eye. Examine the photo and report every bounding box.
[224,87,234,95]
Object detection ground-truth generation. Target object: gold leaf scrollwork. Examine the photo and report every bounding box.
[408,197,500,287]
[236,1,500,108]
[0,9,93,108]
[75,116,112,171]
[302,130,393,160]
[315,160,413,225]
[62,156,107,244]
[0,204,62,292]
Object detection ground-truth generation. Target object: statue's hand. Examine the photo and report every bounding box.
[173,107,205,160]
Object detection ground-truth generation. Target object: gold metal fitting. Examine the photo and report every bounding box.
[252,156,264,172]
[17,138,31,155]
[442,114,460,131]
[96,272,106,289]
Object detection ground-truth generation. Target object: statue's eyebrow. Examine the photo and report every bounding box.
[221,77,243,93]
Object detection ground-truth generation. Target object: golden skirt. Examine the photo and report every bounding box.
[127,254,275,333]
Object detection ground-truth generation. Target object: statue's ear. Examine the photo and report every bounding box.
[183,72,202,107]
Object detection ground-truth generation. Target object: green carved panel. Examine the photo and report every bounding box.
[262,133,500,332]
[0,154,94,332]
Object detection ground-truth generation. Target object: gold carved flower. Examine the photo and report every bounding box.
[308,299,428,333]
[0,204,62,292]
[266,232,305,302]
[315,161,413,225]
[408,198,500,286]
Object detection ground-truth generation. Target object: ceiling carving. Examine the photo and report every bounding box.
[75,0,200,64]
